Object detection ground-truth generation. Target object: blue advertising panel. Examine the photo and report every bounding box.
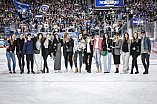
[131,18,144,26]
[4,26,11,37]
[95,0,123,7]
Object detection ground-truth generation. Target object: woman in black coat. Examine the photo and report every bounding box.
[51,34,63,72]
[63,33,74,72]
[130,32,141,74]
[41,33,52,73]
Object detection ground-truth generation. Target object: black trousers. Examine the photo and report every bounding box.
[131,53,138,72]
[26,54,34,72]
[85,53,92,73]
[141,53,150,72]
[64,55,73,69]
[17,53,25,72]
[43,49,49,71]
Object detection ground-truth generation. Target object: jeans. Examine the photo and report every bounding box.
[141,53,150,72]
[6,52,16,71]
[94,48,101,69]
[103,52,112,72]
[74,51,83,68]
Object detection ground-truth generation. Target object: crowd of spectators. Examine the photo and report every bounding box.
[0,0,156,37]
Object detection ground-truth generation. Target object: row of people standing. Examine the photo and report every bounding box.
[4,31,151,74]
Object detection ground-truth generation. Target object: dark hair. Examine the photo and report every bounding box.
[102,33,110,45]
[78,33,83,40]
[36,33,44,42]
[54,34,60,41]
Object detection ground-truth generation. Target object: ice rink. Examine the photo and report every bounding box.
[0,48,157,104]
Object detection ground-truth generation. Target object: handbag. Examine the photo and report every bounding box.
[100,46,107,56]
[101,50,107,56]
[136,46,139,53]
[67,47,72,52]
[34,50,40,54]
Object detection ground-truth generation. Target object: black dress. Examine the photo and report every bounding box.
[113,42,120,64]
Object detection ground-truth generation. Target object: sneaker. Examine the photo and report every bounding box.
[120,71,128,74]
[58,70,62,73]
[13,71,16,74]
[65,69,68,72]
[54,70,58,73]
[96,69,99,73]
[70,69,73,72]
[37,70,40,74]
[9,71,12,74]
[27,72,30,74]
[99,67,102,73]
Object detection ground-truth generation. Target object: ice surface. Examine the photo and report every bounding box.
[0,48,157,104]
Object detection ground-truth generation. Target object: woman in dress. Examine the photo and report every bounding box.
[51,34,63,73]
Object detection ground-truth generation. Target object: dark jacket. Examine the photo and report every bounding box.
[63,38,74,57]
[15,38,25,55]
[102,39,112,53]
[51,38,63,56]
[33,37,43,51]
[42,39,52,56]
[7,39,16,53]
[130,39,141,56]
[84,40,93,56]
[141,36,151,53]
[22,39,34,55]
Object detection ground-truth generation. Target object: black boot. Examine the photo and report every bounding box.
[46,67,49,73]
[130,68,133,74]
[135,66,139,74]
[41,68,45,73]
[115,68,119,73]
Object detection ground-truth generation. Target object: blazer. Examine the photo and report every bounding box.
[42,39,52,56]
[93,38,102,54]
[84,40,93,56]
[102,39,112,53]
[112,39,122,55]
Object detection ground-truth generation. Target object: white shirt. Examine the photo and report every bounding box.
[87,39,91,53]
[95,38,99,48]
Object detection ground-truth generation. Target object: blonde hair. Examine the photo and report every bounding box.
[122,32,130,45]
[63,33,70,43]
[85,37,93,45]
[132,32,139,43]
